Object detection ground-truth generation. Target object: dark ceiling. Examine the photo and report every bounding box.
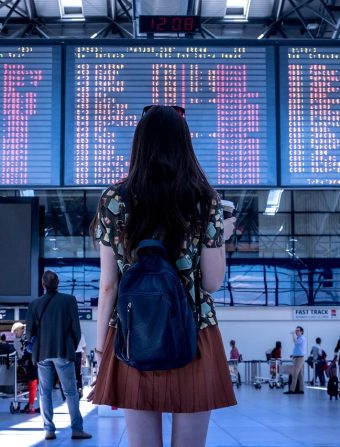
[0,0,340,39]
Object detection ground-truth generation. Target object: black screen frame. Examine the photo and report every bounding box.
[0,41,63,189]
[0,197,39,304]
[278,42,340,188]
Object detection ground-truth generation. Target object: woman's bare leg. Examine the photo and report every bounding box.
[124,409,163,447]
[171,411,211,447]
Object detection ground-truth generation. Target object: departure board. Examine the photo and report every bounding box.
[280,46,340,186]
[0,46,61,187]
[64,44,277,187]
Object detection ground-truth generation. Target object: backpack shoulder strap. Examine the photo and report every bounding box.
[136,239,167,258]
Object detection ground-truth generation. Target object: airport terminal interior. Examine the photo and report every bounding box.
[1,0,340,446]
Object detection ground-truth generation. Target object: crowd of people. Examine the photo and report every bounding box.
[226,331,338,395]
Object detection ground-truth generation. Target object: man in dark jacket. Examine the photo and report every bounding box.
[26,271,91,441]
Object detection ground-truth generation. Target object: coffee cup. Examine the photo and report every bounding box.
[221,200,235,219]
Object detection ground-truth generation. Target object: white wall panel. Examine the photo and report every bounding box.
[135,0,188,16]
[201,0,226,17]
[248,0,274,18]
[83,0,107,16]
[34,0,60,16]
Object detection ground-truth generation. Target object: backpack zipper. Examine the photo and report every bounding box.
[126,302,132,360]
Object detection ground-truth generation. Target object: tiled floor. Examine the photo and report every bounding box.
[0,384,339,447]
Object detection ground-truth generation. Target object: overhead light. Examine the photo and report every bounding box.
[59,0,83,17]
[19,190,34,197]
[306,23,319,30]
[225,0,250,21]
[264,189,284,216]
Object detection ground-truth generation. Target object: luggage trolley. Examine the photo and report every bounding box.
[228,359,241,388]
[254,357,287,389]
[268,359,285,389]
[0,352,16,397]
[253,355,272,389]
[277,361,293,391]
[9,354,30,414]
[0,351,30,413]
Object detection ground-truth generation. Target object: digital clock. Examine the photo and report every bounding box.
[139,15,200,34]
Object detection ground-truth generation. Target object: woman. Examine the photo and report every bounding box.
[89,105,237,446]
[11,322,39,414]
[229,340,240,361]
[271,341,282,359]
[229,339,241,385]
[270,341,282,379]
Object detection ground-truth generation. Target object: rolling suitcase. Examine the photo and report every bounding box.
[327,376,339,400]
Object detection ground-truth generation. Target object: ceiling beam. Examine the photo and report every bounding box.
[113,19,133,37]
[332,16,340,38]
[116,0,132,21]
[34,24,50,38]
[0,0,27,18]
[0,0,15,9]
[304,0,338,27]
[107,0,114,19]
[23,0,36,21]
[288,0,315,39]
[256,0,332,39]
[0,0,24,32]
[187,0,196,15]
[90,22,112,38]
[200,24,217,38]
[272,0,285,21]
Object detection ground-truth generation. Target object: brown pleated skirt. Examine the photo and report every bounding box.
[92,325,237,413]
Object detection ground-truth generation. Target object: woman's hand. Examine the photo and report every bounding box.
[223,216,236,241]
[86,350,102,402]
[95,350,103,369]
[86,379,97,402]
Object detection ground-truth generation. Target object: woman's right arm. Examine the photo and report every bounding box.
[200,245,225,293]
[96,242,119,356]
[200,216,236,293]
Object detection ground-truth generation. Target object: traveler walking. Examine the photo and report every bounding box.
[26,271,91,441]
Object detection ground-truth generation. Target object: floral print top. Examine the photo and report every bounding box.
[95,184,225,330]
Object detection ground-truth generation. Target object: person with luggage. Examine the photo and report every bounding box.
[269,341,282,378]
[11,322,39,414]
[89,105,237,447]
[271,341,282,359]
[325,355,338,400]
[310,337,326,387]
[229,340,242,385]
[334,337,340,367]
[284,326,306,395]
[326,337,340,399]
[229,340,240,362]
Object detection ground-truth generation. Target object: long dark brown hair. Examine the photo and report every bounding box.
[92,105,216,261]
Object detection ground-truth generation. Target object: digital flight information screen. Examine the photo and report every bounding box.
[280,46,340,187]
[0,45,61,187]
[64,43,277,187]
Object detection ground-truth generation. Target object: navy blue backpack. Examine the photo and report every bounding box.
[114,239,200,371]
